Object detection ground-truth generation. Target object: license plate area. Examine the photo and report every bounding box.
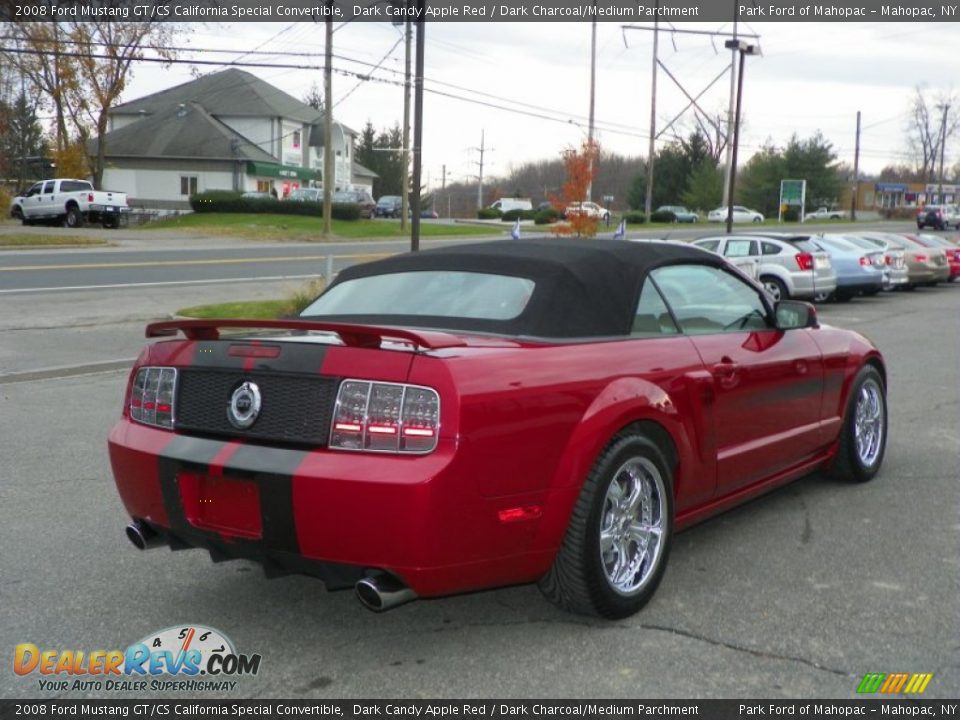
[178,471,262,539]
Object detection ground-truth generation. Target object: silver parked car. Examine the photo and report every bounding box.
[692,234,836,302]
[841,234,909,289]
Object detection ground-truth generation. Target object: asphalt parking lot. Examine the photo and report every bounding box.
[1,281,958,700]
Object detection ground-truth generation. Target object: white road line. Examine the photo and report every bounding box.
[0,274,323,294]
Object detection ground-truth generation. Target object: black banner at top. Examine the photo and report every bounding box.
[2,0,960,22]
[2,699,960,719]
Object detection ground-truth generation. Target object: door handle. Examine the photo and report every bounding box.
[712,357,740,388]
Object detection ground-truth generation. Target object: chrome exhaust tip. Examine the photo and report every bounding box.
[125,521,163,551]
[355,574,417,612]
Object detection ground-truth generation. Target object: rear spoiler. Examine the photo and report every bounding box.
[145,319,467,350]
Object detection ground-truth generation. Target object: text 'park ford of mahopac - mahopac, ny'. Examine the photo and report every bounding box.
[738,4,951,16]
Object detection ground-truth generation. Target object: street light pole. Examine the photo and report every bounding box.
[724,40,756,235]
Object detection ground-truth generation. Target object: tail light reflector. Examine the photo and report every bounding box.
[795,252,815,271]
[859,256,872,267]
[330,380,440,454]
[915,254,928,263]
[88,193,94,202]
[130,367,177,429]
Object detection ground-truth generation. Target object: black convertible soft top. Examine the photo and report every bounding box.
[309,237,725,338]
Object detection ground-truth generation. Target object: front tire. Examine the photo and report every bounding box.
[539,433,674,618]
[830,365,887,483]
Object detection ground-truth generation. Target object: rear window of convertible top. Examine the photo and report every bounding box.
[301,271,536,321]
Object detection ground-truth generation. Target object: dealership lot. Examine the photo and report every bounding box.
[1,273,958,700]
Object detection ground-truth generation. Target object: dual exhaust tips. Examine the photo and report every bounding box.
[124,521,416,612]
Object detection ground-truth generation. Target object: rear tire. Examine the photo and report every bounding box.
[760,275,788,303]
[63,206,84,228]
[830,365,887,483]
[539,433,674,618]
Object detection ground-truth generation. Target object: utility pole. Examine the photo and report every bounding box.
[644,12,659,219]
[322,10,334,240]
[400,19,412,232]
[473,129,488,210]
[938,103,950,203]
[410,14,425,252]
[722,10,738,210]
[851,110,861,221]
[586,18,597,202]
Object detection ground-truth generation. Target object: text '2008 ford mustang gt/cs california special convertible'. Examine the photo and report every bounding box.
[109,238,887,618]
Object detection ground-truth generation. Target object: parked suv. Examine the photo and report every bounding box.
[916,204,960,230]
[374,195,403,218]
[692,233,837,302]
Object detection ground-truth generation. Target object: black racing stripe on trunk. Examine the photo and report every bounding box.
[189,340,329,374]
[161,435,229,467]
[157,446,307,556]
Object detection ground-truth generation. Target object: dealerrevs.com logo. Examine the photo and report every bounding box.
[14,625,261,693]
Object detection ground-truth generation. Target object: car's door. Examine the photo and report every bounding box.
[38,180,57,217]
[21,182,44,218]
[651,263,825,495]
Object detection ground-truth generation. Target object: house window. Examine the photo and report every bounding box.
[292,130,301,149]
[180,176,198,196]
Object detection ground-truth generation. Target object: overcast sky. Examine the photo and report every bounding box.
[121,20,959,192]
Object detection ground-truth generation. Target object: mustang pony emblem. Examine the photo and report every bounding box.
[227,381,261,429]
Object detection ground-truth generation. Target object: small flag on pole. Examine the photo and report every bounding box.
[511,218,521,240]
[613,219,626,240]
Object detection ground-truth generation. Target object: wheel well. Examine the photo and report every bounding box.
[619,419,679,475]
[864,357,887,390]
[65,201,79,210]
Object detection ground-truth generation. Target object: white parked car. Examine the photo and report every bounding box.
[565,201,611,223]
[707,206,764,224]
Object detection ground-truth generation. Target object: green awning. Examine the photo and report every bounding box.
[246,161,320,182]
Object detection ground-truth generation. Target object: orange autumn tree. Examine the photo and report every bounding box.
[550,139,600,237]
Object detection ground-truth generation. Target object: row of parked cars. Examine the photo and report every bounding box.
[691,230,959,303]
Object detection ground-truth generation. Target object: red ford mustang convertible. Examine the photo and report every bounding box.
[109,238,887,618]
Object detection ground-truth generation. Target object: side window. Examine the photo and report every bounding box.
[696,239,720,252]
[651,264,771,335]
[26,183,42,197]
[42,181,54,194]
[761,241,781,255]
[632,279,679,336]
[724,239,757,258]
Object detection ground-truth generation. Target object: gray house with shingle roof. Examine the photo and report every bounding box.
[95,69,376,209]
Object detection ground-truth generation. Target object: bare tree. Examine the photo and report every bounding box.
[2,13,183,186]
[906,86,959,183]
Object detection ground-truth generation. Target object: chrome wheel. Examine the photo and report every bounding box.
[762,277,785,303]
[599,457,666,596]
[854,378,884,467]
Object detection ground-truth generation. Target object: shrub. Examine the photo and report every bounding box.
[188,190,361,220]
[879,207,918,220]
[501,208,524,222]
[623,211,647,224]
[534,208,560,225]
[650,209,676,223]
[0,187,12,218]
[477,207,502,219]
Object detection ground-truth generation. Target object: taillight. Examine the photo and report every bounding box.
[859,256,872,267]
[88,193,94,202]
[885,255,892,265]
[330,380,440,454]
[795,252,815,271]
[915,254,928,263]
[129,367,177,429]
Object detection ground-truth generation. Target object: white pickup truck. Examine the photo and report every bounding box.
[11,178,129,228]
[804,206,847,221]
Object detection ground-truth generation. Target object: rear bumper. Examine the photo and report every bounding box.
[108,420,556,597]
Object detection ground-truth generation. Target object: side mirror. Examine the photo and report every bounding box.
[775,300,819,330]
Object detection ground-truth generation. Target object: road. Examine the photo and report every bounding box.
[0,223,958,699]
